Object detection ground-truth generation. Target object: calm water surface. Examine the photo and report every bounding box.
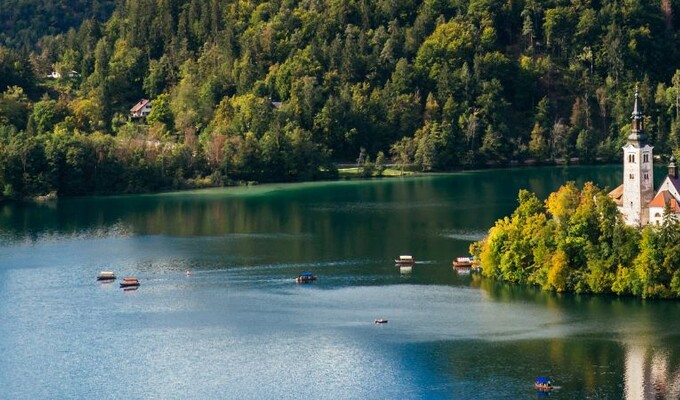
[2,166,680,399]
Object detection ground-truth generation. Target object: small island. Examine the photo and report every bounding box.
[472,92,680,299]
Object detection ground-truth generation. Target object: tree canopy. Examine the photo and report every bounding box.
[472,182,680,299]
[2,0,680,199]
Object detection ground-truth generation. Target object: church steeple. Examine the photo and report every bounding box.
[621,86,654,226]
[628,85,647,146]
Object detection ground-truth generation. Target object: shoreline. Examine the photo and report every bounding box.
[8,159,625,204]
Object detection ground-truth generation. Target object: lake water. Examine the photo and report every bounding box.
[2,165,680,399]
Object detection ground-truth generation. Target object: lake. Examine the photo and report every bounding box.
[2,165,680,399]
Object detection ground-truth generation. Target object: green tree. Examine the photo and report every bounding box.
[415,19,476,80]
[146,93,174,131]
[375,151,386,176]
[0,86,30,130]
[390,136,414,175]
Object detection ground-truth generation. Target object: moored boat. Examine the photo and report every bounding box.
[119,277,140,288]
[453,256,481,272]
[374,319,388,324]
[97,271,116,281]
[452,257,473,267]
[394,255,414,265]
[295,272,316,283]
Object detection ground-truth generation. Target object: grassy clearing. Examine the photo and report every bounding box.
[337,167,415,179]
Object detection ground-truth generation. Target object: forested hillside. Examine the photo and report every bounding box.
[1,0,680,199]
[0,0,115,48]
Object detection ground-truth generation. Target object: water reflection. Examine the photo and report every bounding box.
[0,166,625,242]
[624,344,680,399]
[4,165,680,399]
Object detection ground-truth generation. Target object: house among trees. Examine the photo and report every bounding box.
[130,99,152,119]
[47,70,79,79]
[609,89,680,226]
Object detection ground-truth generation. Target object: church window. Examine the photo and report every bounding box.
[644,173,649,180]
[629,173,634,180]
[643,154,649,163]
[629,154,635,163]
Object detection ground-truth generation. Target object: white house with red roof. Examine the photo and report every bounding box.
[609,89,680,226]
[648,157,680,225]
[130,99,152,119]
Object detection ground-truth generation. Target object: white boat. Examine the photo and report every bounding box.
[394,255,414,265]
[97,271,116,281]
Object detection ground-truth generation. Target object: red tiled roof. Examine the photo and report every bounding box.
[648,190,680,212]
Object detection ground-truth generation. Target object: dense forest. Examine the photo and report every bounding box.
[472,183,680,299]
[2,0,680,199]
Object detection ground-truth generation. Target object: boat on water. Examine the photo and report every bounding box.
[394,255,414,265]
[452,257,473,267]
[119,277,140,288]
[295,272,317,283]
[534,377,553,392]
[453,256,481,272]
[97,271,116,281]
[374,319,388,324]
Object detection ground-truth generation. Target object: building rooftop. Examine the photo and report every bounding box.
[608,184,623,207]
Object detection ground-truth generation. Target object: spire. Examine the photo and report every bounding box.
[632,85,642,118]
[628,85,647,145]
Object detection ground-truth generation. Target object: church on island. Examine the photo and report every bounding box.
[609,89,680,226]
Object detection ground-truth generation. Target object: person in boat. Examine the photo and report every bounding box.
[534,377,553,391]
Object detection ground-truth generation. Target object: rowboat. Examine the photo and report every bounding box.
[394,255,414,265]
[119,277,140,288]
[534,377,553,392]
[452,257,473,267]
[295,272,316,283]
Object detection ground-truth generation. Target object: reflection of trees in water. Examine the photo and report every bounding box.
[472,275,562,308]
[625,344,680,399]
[473,276,680,398]
[429,337,680,398]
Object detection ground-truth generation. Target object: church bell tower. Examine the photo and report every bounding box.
[621,88,654,226]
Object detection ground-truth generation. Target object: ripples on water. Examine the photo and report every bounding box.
[2,168,680,399]
[439,229,488,242]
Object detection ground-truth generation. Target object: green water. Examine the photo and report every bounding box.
[2,165,679,399]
